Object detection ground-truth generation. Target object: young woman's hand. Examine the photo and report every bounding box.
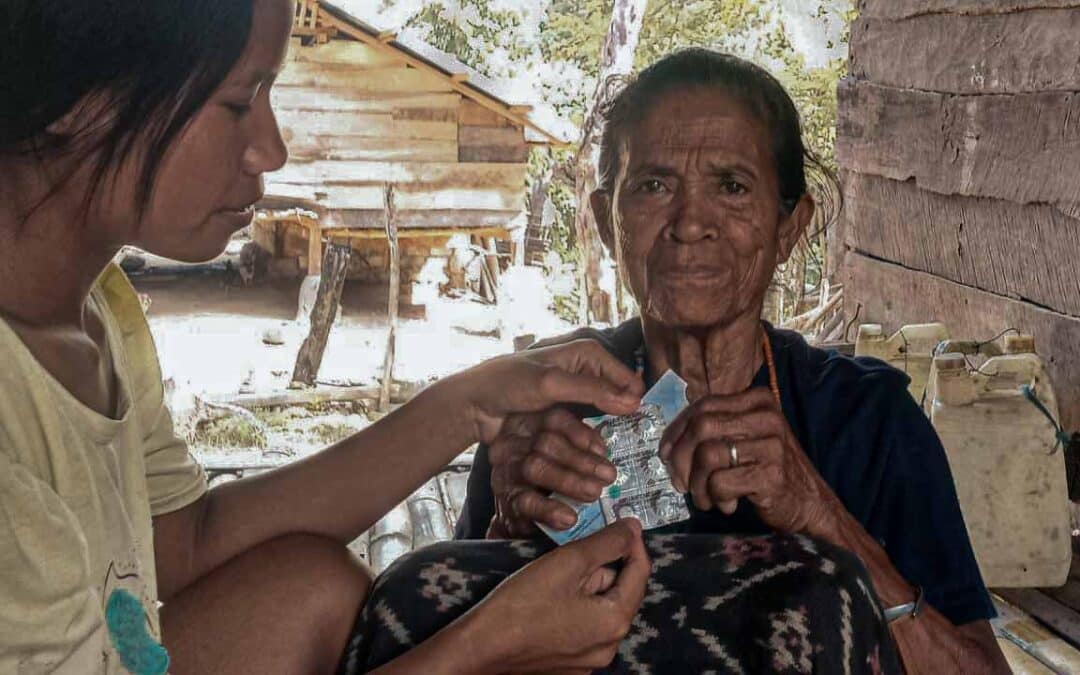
[455,339,643,446]
[467,518,651,674]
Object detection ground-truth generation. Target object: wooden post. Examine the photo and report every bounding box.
[307,219,322,276]
[379,185,399,412]
[292,241,350,386]
[483,236,500,292]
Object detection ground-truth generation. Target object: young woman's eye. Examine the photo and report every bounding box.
[224,102,252,118]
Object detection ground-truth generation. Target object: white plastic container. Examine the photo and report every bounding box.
[855,323,949,407]
[928,337,1071,588]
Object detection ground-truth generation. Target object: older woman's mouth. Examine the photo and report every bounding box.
[658,266,727,281]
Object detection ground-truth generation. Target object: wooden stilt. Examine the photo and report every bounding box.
[379,185,399,412]
[292,242,350,386]
[307,220,322,276]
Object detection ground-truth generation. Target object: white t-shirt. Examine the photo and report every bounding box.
[0,264,207,674]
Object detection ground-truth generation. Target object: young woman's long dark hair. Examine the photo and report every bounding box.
[0,1,256,215]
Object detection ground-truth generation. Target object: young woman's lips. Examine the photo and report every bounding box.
[215,205,255,227]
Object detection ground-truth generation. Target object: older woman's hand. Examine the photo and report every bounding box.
[487,408,617,538]
[659,387,844,537]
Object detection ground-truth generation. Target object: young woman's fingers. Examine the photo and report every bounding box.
[534,430,616,485]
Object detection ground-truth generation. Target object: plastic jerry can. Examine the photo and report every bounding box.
[927,338,1071,587]
[855,323,949,407]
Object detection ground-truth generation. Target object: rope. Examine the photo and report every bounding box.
[1020,384,1073,455]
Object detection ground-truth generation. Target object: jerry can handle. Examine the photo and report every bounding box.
[1021,384,1073,455]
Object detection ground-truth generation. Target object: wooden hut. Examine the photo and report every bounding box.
[835,0,1080,432]
[253,0,567,306]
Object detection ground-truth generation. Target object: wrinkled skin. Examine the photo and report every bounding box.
[487,85,1009,674]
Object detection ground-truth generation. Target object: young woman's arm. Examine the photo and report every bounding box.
[153,340,642,602]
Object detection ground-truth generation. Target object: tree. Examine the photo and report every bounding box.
[571,0,648,324]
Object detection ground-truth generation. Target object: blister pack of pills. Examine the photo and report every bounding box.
[595,403,690,529]
[538,370,690,545]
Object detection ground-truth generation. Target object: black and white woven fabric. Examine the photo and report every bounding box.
[338,533,902,674]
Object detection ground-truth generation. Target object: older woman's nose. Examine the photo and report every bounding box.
[667,196,719,243]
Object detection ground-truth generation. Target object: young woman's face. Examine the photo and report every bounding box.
[94,0,293,262]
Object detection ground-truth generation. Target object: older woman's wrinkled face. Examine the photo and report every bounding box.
[596,87,804,328]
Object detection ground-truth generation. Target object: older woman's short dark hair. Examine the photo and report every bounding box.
[596,48,824,216]
[1,1,255,216]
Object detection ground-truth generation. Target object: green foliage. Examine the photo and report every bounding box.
[404,1,529,77]
[397,0,856,322]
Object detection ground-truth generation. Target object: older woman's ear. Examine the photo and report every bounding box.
[590,190,616,254]
[775,194,815,265]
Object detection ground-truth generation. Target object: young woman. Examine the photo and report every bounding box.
[0,2,650,673]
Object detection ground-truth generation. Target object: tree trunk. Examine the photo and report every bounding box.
[379,185,399,412]
[524,161,552,267]
[574,0,648,325]
[292,242,351,386]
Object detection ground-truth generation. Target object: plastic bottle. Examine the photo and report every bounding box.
[854,323,949,407]
[928,337,1071,587]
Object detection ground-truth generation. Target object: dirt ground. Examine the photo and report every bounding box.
[133,267,572,464]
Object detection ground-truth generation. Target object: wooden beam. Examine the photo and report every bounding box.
[450,72,469,83]
[272,87,460,113]
[842,172,1080,316]
[276,65,453,95]
[837,79,1080,211]
[267,160,527,189]
[850,10,1080,94]
[265,182,526,212]
[377,30,396,42]
[279,133,459,163]
[316,11,567,146]
[843,251,1080,430]
[324,226,508,240]
[859,0,1080,20]
[994,588,1080,647]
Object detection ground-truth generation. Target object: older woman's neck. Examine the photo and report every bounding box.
[642,312,766,402]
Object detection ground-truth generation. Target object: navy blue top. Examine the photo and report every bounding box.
[455,319,996,626]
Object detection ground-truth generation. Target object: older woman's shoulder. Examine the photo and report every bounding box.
[529,319,643,365]
[769,326,912,399]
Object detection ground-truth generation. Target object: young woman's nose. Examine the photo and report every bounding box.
[243,100,288,176]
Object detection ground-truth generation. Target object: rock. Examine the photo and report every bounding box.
[261,327,285,346]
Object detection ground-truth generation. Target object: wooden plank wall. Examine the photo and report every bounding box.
[267,38,528,228]
[838,0,1080,429]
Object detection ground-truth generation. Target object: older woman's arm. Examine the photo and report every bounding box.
[661,386,1010,673]
[823,500,1010,673]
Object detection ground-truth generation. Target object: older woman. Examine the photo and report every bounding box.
[456,50,1010,673]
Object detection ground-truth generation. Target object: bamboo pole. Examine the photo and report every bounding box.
[379,185,399,412]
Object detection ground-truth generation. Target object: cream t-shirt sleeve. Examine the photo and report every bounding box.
[0,445,108,674]
[96,264,207,517]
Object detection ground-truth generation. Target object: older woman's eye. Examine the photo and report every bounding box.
[721,180,748,195]
[638,179,668,194]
